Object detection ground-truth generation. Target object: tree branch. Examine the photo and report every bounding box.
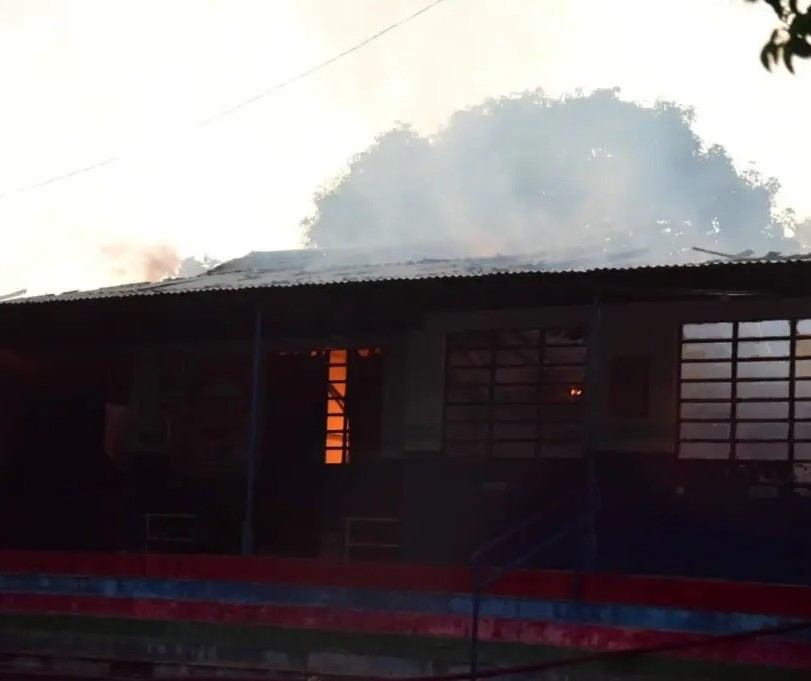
[747,0,811,71]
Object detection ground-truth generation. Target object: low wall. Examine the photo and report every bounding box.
[1,552,811,679]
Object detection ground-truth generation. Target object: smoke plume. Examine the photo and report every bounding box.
[304,89,800,266]
[101,242,182,284]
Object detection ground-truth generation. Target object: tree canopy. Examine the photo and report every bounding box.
[303,89,797,264]
[748,0,811,71]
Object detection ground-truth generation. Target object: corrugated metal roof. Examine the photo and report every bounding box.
[6,243,811,305]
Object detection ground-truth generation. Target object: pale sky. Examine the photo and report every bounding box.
[0,0,808,296]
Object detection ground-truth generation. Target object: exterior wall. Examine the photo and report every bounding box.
[402,328,446,453]
[389,298,811,579]
[379,337,408,459]
[397,296,811,457]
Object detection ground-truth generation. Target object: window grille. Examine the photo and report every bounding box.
[444,328,587,458]
[679,319,811,464]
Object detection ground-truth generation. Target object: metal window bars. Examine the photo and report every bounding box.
[443,328,587,459]
[144,513,196,553]
[343,516,400,560]
[678,319,811,485]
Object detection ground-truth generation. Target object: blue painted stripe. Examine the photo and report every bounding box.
[0,572,808,643]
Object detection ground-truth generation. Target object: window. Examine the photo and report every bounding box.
[324,348,382,464]
[444,328,587,458]
[325,349,350,464]
[679,319,811,462]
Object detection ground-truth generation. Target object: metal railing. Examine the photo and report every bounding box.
[343,516,400,560]
[144,513,196,553]
[468,461,600,681]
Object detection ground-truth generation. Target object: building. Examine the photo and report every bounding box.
[0,245,810,678]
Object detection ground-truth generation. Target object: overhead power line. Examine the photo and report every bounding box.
[200,0,451,125]
[0,158,117,200]
[0,0,451,201]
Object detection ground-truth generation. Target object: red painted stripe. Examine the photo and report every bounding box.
[2,550,811,619]
[1,593,810,671]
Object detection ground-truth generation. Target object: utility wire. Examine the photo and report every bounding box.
[0,0,452,201]
[0,157,117,200]
[200,0,451,125]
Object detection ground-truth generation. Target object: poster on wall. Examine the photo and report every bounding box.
[170,353,251,477]
[129,350,187,456]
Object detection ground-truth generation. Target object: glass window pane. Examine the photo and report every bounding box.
[680,422,730,440]
[681,362,732,380]
[737,360,789,379]
[445,440,487,457]
[680,402,732,420]
[538,382,582,403]
[446,385,490,403]
[736,421,788,440]
[540,443,583,458]
[544,346,587,365]
[795,443,811,461]
[796,381,811,399]
[537,403,583,422]
[445,405,490,422]
[739,320,790,338]
[797,338,811,357]
[683,323,733,340]
[496,349,539,366]
[448,349,492,367]
[493,422,536,439]
[681,382,731,400]
[447,367,491,385]
[737,442,788,460]
[494,366,537,384]
[793,422,811,440]
[326,415,345,431]
[680,442,730,459]
[737,401,788,419]
[737,381,789,399]
[796,360,811,378]
[492,441,535,458]
[444,422,489,440]
[329,349,348,364]
[493,384,537,403]
[546,329,586,345]
[682,342,732,360]
[448,331,492,349]
[797,320,811,336]
[325,433,346,448]
[328,364,347,381]
[796,401,811,419]
[496,330,541,347]
[493,404,537,421]
[539,423,584,441]
[738,340,790,359]
[541,365,587,382]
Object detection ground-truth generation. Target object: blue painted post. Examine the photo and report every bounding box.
[575,293,603,595]
[469,572,482,681]
[584,294,602,573]
[241,306,263,556]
